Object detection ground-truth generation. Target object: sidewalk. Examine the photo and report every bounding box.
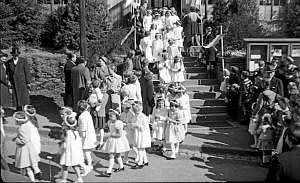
[3,110,259,157]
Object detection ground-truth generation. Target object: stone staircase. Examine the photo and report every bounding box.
[182,57,230,127]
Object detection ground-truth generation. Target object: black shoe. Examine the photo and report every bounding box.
[166,157,176,160]
[35,172,42,180]
[131,164,143,169]
[102,172,112,177]
[143,162,149,166]
[113,167,125,172]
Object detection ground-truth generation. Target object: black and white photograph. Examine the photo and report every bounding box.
[1,0,300,182]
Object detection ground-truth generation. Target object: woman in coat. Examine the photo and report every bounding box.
[140,72,155,117]
[0,51,11,108]
[5,46,31,111]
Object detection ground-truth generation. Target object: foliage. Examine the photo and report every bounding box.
[282,0,300,38]
[0,0,45,48]
[42,0,114,52]
[211,0,264,50]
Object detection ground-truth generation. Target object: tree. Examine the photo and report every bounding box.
[212,0,264,50]
[0,0,44,48]
[282,0,300,37]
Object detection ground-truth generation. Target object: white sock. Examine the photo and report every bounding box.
[143,150,148,164]
[32,164,41,174]
[85,151,92,167]
[99,129,104,144]
[27,168,35,182]
[138,149,144,165]
[107,158,114,173]
[116,156,124,169]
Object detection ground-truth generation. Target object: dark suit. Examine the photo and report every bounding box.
[140,76,154,116]
[270,77,284,97]
[5,58,31,108]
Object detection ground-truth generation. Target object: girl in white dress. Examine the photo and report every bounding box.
[131,101,151,169]
[77,100,97,177]
[59,112,85,183]
[151,97,168,152]
[143,10,152,32]
[165,100,185,159]
[24,105,42,180]
[176,86,192,134]
[173,21,184,53]
[165,10,173,29]
[167,39,181,60]
[139,31,153,63]
[152,13,163,33]
[158,52,171,84]
[150,24,159,43]
[170,56,185,84]
[152,33,164,63]
[120,100,139,164]
[120,75,142,102]
[163,26,175,51]
[102,108,130,177]
[13,111,41,182]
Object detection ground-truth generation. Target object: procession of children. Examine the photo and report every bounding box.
[4,5,192,183]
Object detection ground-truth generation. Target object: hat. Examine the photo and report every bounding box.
[64,112,77,127]
[264,65,276,72]
[99,56,108,63]
[287,56,294,63]
[60,106,73,116]
[170,100,180,107]
[77,100,90,112]
[0,50,8,58]
[13,111,28,124]
[109,108,120,116]
[128,74,137,83]
[24,105,36,117]
[11,46,21,55]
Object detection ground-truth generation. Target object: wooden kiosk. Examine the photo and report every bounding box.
[244,38,300,71]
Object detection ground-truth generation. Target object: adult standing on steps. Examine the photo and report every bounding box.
[6,46,31,111]
[71,56,91,112]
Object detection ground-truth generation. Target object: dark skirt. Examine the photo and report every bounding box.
[190,22,201,35]
[91,108,106,129]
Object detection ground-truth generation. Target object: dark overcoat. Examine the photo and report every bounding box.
[0,62,12,107]
[5,58,31,107]
[140,76,154,116]
[64,60,76,107]
[71,64,91,111]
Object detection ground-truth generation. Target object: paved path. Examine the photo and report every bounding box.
[1,135,267,182]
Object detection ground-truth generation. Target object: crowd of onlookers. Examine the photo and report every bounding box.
[221,55,300,180]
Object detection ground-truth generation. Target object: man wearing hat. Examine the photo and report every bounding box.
[263,64,284,97]
[6,46,31,111]
[0,50,12,109]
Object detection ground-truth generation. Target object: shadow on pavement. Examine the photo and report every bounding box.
[190,155,267,182]
[30,95,61,125]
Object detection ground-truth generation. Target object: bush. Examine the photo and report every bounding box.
[282,0,300,38]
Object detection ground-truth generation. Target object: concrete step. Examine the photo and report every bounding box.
[183,57,197,62]
[190,106,227,114]
[185,73,209,79]
[187,91,220,99]
[189,99,226,107]
[183,79,218,85]
[185,85,219,92]
[185,66,207,73]
[191,113,230,122]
